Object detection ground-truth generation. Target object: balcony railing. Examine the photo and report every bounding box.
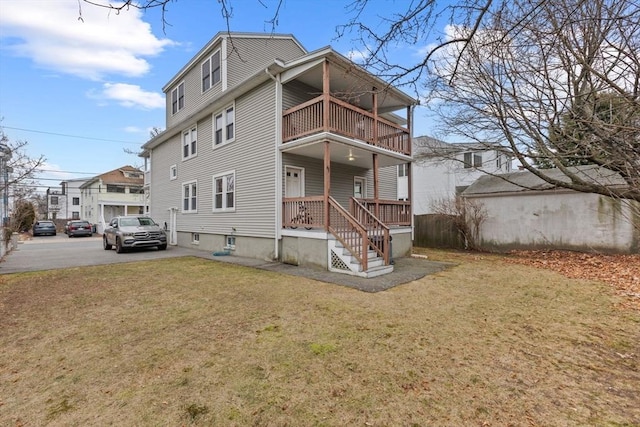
[356,199,412,226]
[282,95,411,155]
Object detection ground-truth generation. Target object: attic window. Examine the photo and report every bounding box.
[202,49,221,92]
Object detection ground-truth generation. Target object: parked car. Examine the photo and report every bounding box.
[33,220,57,236]
[67,220,93,238]
[103,215,167,253]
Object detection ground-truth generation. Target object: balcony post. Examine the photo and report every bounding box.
[324,141,331,231]
[323,60,330,132]
[372,153,380,218]
[372,88,378,144]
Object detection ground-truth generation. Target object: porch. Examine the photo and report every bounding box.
[282,196,411,277]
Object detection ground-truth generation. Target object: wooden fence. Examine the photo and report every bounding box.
[413,214,465,249]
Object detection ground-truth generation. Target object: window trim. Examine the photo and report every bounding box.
[170,164,177,181]
[182,180,198,213]
[192,233,200,244]
[213,103,235,148]
[201,49,221,93]
[212,170,236,212]
[182,126,197,160]
[171,81,185,115]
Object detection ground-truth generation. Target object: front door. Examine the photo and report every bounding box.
[285,166,304,197]
[354,177,366,199]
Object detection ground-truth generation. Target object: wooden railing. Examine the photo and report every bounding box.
[357,199,411,226]
[282,95,410,155]
[350,198,390,264]
[328,197,371,271]
[282,196,325,229]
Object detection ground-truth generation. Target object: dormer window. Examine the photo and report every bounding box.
[202,49,221,92]
[171,82,185,115]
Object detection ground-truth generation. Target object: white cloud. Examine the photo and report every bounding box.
[346,48,370,63]
[98,83,165,109]
[0,0,175,80]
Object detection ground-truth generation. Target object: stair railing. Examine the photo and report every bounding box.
[350,197,390,265]
[327,197,370,271]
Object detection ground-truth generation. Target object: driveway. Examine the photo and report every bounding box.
[0,234,207,274]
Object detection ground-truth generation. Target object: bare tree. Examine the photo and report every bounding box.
[430,196,488,250]
[79,0,639,202]
[0,125,46,201]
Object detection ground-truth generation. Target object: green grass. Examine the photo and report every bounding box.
[0,253,639,426]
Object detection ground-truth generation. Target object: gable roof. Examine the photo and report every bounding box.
[462,165,628,196]
[80,165,143,188]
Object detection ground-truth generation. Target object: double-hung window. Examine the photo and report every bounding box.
[214,104,235,147]
[182,126,197,160]
[202,49,221,92]
[171,82,185,115]
[182,181,197,213]
[213,171,235,211]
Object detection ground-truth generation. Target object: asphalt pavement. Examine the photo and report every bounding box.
[0,234,454,292]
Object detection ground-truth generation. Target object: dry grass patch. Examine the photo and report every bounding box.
[1,254,639,426]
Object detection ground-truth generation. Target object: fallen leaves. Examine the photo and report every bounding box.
[505,250,640,311]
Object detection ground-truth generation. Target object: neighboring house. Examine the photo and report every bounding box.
[141,32,416,277]
[461,165,639,253]
[80,166,145,233]
[410,136,513,215]
[46,178,88,220]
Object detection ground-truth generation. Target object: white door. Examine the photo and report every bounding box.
[397,164,409,200]
[285,166,304,197]
[169,207,178,245]
[354,177,366,199]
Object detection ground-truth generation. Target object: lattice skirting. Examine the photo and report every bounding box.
[330,249,349,271]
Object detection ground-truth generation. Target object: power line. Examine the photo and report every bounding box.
[2,126,144,145]
[36,168,99,175]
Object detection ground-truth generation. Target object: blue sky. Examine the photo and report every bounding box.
[0,0,443,192]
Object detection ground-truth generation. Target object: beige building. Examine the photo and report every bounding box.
[80,166,145,233]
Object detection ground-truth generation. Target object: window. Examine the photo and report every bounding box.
[171,82,185,114]
[202,50,221,92]
[182,181,197,213]
[463,152,472,168]
[72,197,80,205]
[72,211,80,219]
[51,196,59,204]
[226,235,236,250]
[107,185,126,193]
[170,164,177,180]
[192,233,200,244]
[213,172,235,211]
[474,153,483,167]
[496,154,502,169]
[214,104,235,146]
[397,164,408,177]
[182,126,197,160]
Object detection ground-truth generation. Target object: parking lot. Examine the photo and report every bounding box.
[0,233,208,274]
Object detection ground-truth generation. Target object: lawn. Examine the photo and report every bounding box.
[1,250,639,426]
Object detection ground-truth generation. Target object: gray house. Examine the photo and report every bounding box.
[462,166,639,253]
[141,32,416,277]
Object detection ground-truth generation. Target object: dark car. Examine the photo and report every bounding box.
[103,215,167,253]
[33,220,57,236]
[67,220,93,238]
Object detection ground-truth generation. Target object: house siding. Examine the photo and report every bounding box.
[282,153,370,207]
[282,80,319,110]
[166,36,305,130]
[152,80,278,240]
[226,37,305,89]
[365,165,398,200]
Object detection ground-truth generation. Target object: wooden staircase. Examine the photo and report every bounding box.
[326,197,393,278]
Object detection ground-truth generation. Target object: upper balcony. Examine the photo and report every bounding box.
[282,95,411,156]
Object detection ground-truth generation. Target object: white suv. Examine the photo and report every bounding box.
[103,216,167,253]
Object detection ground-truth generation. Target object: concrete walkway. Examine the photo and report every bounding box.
[198,253,454,293]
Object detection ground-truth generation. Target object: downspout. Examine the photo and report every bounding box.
[266,66,282,261]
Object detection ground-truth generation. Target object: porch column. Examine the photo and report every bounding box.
[372,153,379,217]
[407,105,413,155]
[324,141,331,231]
[372,88,378,143]
[323,60,330,131]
